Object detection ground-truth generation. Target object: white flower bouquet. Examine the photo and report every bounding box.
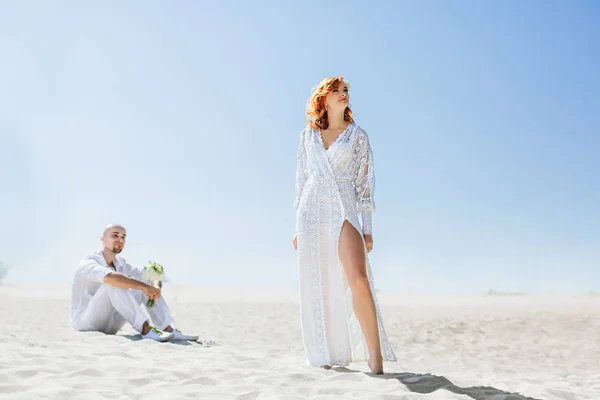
[141,260,165,308]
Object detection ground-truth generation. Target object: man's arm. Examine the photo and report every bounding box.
[104,272,147,290]
[104,272,161,300]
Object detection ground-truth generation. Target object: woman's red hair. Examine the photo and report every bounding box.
[306,77,354,130]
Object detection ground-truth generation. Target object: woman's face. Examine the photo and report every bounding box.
[325,82,349,113]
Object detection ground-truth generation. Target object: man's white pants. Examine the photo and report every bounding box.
[75,284,175,334]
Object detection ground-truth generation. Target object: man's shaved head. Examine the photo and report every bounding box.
[103,224,126,236]
[102,224,127,255]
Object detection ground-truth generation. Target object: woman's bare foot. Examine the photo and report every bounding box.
[320,365,332,370]
[368,358,383,375]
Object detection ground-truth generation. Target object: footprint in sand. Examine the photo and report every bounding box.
[235,390,260,400]
[288,373,317,383]
[317,387,351,396]
[182,376,217,386]
[66,368,104,378]
[128,378,152,387]
[14,369,38,379]
[326,373,367,382]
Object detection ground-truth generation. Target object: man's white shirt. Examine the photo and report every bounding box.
[70,249,143,327]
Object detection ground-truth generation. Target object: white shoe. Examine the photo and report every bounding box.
[142,326,175,342]
[171,329,199,341]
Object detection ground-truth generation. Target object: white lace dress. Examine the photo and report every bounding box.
[294,123,397,367]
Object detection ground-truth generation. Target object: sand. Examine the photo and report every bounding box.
[1,284,599,400]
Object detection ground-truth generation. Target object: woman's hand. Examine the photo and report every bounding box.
[364,234,373,253]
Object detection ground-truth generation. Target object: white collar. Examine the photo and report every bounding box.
[96,248,125,270]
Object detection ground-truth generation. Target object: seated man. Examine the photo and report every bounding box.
[70,224,198,342]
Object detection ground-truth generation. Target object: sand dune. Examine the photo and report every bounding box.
[0,284,598,399]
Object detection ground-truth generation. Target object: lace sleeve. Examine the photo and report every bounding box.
[294,129,308,210]
[354,130,375,235]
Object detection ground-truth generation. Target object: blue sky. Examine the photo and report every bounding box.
[1,1,598,293]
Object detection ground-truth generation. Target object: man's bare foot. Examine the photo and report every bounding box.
[368,358,383,375]
[320,365,332,370]
[141,321,151,335]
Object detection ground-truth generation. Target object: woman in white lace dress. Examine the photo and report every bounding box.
[293,77,396,374]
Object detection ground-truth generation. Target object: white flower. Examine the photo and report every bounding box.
[141,260,165,308]
[142,260,165,281]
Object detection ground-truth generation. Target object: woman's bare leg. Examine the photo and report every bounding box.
[338,221,383,374]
